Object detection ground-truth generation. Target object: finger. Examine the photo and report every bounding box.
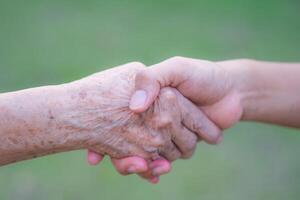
[87,150,104,165]
[159,140,182,162]
[151,88,181,161]
[130,56,217,113]
[172,126,198,159]
[174,90,223,144]
[183,107,223,144]
[149,158,172,177]
[129,58,190,113]
[182,99,222,144]
[111,156,148,176]
[138,159,171,181]
[129,68,160,113]
[154,88,196,159]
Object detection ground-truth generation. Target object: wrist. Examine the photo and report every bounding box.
[46,83,96,149]
[219,59,300,127]
[218,59,263,121]
[0,84,91,165]
[59,76,128,150]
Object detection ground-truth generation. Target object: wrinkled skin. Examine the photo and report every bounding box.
[88,57,300,183]
[125,57,242,182]
[67,62,221,161]
[88,57,241,181]
[66,64,171,160]
[79,61,221,183]
[0,62,220,173]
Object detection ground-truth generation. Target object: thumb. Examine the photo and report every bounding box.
[129,68,160,113]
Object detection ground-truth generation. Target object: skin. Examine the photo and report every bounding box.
[130,57,300,127]
[0,62,221,182]
[96,57,300,182]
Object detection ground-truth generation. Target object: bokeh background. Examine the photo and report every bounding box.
[0,0,300,199]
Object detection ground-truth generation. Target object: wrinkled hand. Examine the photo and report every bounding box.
[115,57,244,183]
[80,62,221,183]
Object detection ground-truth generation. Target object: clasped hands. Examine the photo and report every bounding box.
[1,57,298,179]
[77,57,243,183]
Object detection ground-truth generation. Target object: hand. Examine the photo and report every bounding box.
[77,62,221,182]
[129,56,244,129]
[88,57,300,183]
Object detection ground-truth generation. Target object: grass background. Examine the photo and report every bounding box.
[0,0,300,199]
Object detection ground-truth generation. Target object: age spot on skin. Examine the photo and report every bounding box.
[48,110,55,120]
[8,137,19,145]
[79,91,87,99]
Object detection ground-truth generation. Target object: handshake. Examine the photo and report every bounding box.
[80,57,243,183]
[2,56,298,184]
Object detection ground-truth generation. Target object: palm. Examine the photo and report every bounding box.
[170,59,243,129]
[200,92,243,129]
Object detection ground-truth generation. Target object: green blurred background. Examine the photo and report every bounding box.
[0,0,300,199]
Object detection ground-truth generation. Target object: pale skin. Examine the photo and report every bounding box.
[91,57,300,183]
[0,62,222,183]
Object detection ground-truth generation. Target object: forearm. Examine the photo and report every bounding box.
[222,59,300,127]
[0,85,90,166]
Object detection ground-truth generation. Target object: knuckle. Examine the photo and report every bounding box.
[128,61,146,69]
[185,135,198,152]
[135,69,148,81]
[151,114,173,129]
[159,142,181,161]
[181,150,195,159]
[192,122,204,134]
[183,145,196,158]
[151,134,166,148]
[168,56,189,66]
[181,141,197,159]
[167,150,181,162]
[160,88,177,101]
[169,56,184,62]
[157,115,172,128]
[143,146,160,160]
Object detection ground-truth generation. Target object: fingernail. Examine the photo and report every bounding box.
[130,90,147,110]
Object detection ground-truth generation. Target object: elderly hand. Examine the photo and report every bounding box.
[91,57,241,183]
[0,60,220,176]
[82,62,221,183]
[98,57,300,183]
